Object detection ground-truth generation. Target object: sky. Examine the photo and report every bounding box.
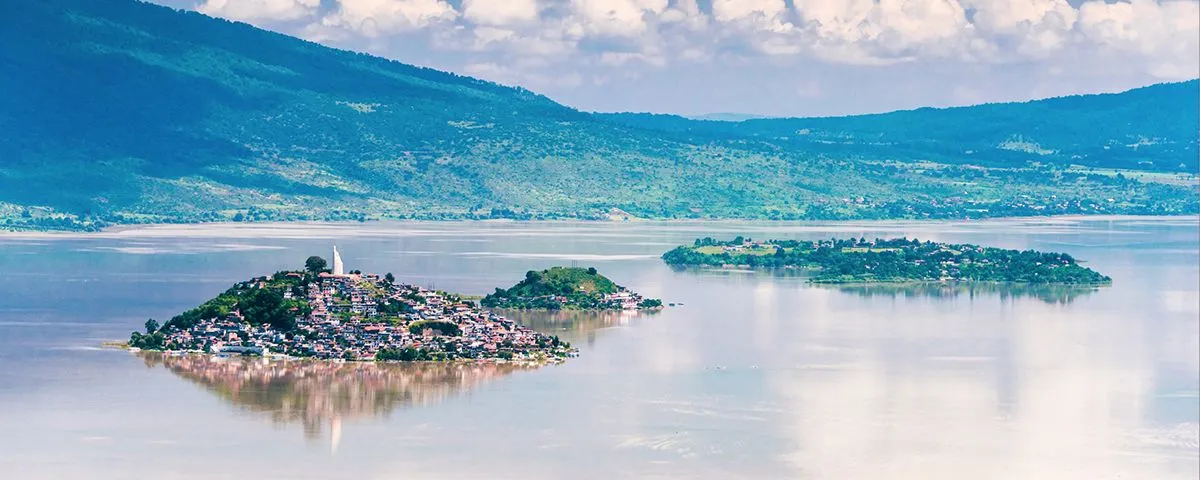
[151,0,1200,117]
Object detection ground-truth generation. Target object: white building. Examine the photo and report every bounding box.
[332,245,345,276]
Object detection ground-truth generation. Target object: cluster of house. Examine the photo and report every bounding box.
[155,270,575,362]
[602,290,644,310]
[502,287,653,310]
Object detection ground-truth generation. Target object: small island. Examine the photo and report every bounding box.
[127,247,575,362]
[662,236,1111,285]
[481,266,663,311]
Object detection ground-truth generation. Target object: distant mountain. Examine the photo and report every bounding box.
[684,113,772,122]
[600,81,1200,172]
[0,0,1196,231]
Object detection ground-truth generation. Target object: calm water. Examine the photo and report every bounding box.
[0,218,1197,479]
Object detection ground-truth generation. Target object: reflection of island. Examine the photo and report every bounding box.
[139,352,535,448]
[501,309,655,348]
[824,282,1100,305]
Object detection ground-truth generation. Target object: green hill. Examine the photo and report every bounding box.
[1,0,1197,231]
[482,267,658,311]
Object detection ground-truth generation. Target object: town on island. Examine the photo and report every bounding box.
[662,236,1112,285]
[125,246,661,363]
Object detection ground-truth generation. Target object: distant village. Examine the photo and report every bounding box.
[132,247,576,362]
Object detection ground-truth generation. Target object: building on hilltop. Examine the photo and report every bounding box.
[333,245,345,276]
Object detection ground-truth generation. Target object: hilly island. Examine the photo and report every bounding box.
[663,237,1111,285]
[482,267,662,311]
[126,253,583,362]
[2,0,1198,232]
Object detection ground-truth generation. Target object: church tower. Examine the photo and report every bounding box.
[332,245,344,276]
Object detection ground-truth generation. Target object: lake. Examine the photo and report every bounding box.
[0,217,1196,479]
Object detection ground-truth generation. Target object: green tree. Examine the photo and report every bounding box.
[525,270,542,282]
[240,288,295,331]
[305,256,328,274]
[144,318,159,334]
[384,272,395,284]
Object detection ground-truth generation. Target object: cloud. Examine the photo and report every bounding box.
[320,0,458,37]
[177,0,1199,114]
[962,0,1077,57]
[568,0,669,37]
[1077,0,1200,78]
[711,0,789,23]
[791,0,972,63]
[196,0,320,22]
[188,0,1199,73]
[462,0,540,26]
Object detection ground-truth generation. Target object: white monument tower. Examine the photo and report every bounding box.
[332,245,345,276]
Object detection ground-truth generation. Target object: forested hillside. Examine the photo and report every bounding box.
[1,0,1196,231]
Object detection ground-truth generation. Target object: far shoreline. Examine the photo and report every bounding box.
[2,214,1197,239]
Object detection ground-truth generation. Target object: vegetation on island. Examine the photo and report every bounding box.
[482,267,662,311]
[662,237,1112,285]
[3,0,1198,232]
[127,256,575,362]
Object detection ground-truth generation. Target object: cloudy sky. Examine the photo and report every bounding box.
[152,0,1200,117]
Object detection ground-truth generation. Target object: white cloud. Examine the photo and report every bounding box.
[568,0,669,37]
[599,51,666,67]
[1077,0,1200,78]
[964,0,1077,57]
[321,0,458,37]
[197,0,320,22]
[791,0,971,63]
[177,0,1199,114]
[711,0,789,23]
[189,0,1200,75]
[462,0,540,26]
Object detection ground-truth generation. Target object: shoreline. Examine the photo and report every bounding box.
[104,342,573,366]
[2,214,1196,238]
[670,267,1112,287]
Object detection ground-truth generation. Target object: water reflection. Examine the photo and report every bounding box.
[825,282,1100,305]
[500,309,659,348]
[139,352,535,448]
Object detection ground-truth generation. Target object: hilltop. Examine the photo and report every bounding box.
[2,0,1197,232]
[482,267,662,311]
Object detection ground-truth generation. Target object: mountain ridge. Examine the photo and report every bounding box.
[1,0,1196,232]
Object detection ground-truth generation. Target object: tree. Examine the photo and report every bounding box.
[305,256,327,274]
[240,289,295,331]
[144,318,159,334]
[384,272,395,284]
[525,270,542,283]
[586,267,597,275]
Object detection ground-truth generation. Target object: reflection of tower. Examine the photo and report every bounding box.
[332,246,345,276]
[330,416,342,454]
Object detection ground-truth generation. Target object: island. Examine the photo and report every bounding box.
[127,249,575,363]
[481,266,663,311]
[662,236,1111,285]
